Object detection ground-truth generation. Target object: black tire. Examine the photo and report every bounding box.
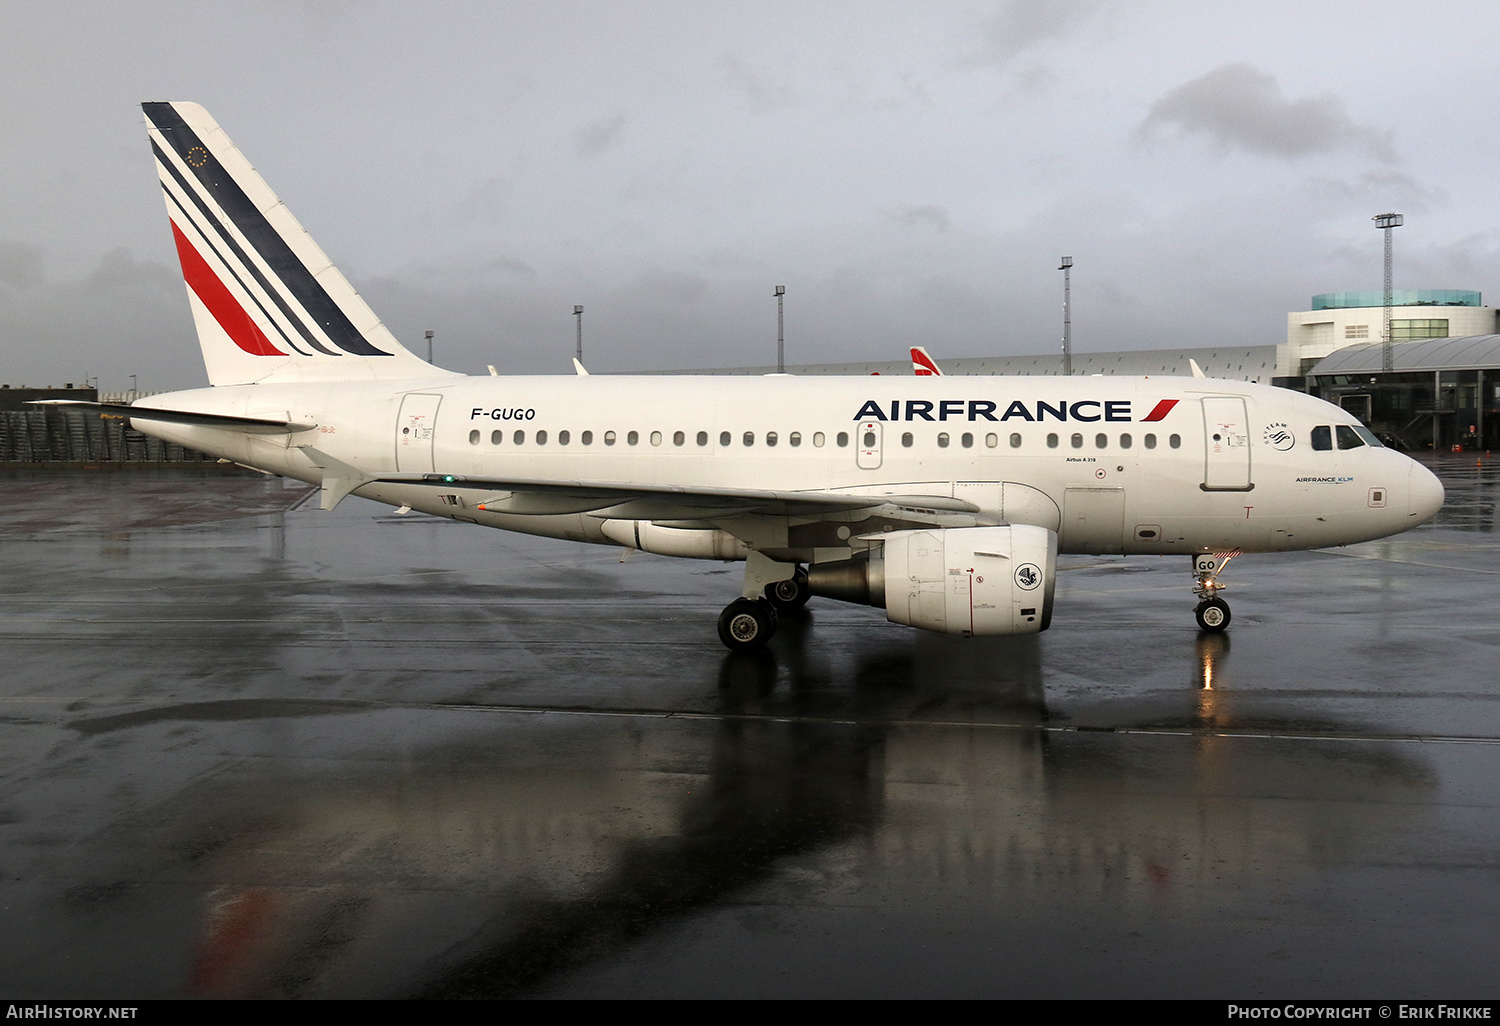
[1195,598,1231,632]
[717,597,778,651]
[763,568,811,610]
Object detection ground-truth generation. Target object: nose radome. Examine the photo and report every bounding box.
[1408,460,1444,524]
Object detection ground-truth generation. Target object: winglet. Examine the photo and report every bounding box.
[573,358,590,376]
[297,445,372,511]
[911,346,942,376]
[1189,358,1206,378]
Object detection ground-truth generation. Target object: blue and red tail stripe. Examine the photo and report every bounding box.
[143,102,392,359]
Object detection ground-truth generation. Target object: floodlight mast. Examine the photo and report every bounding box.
[774,285,786,374]
[573,305,584,363]
[1058,257,1073,376]
[1373,213,1403,374]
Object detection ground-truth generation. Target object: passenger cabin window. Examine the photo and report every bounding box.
[790,432,801,447]
[1095,433,1107,449]
[1120,433,1132,449]
[492,430,504,445]
[582,430,593,445]
[766,432,778,447]
[837,432,849,447]
[814,432,826,447]
[697,431,708,446]
[720,431,731,446]
[536,430,547,445]
[743,432,755,446]
[469,429,480,445]
[650,431,662,446]
[961,432,973,448]
[1169,434,1181,449]
[1009,433,1021,448]
[1311,425,1332,451]
[513,430,525,445]
[673,431,685,446]
[1070,433,1083,449]
[1047,433,1059,448]
[1336,425,1365,450]
[559,430,570,445]
[901,432,914,447]
[1144,434,1157,449]
[627,430,639,446]
[604,431,616,446]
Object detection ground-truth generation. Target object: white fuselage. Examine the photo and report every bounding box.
[134,373,1443,558]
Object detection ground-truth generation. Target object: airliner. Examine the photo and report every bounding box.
[39,102,1445,651]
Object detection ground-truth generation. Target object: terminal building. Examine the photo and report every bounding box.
[1288,290,1498,376]
[1292,289,1500,450]
[1307,334,1500,451]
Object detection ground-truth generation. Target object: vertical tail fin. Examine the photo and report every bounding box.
[911,346,942,376]
[143,101,451,386]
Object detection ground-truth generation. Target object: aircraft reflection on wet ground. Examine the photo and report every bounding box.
[0,456,1497,998]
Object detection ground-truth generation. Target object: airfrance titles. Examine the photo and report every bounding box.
[852,398,1179,423]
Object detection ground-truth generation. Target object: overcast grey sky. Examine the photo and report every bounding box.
[4,0,1500,391]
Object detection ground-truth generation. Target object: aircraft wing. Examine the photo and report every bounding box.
[362,470,980,521]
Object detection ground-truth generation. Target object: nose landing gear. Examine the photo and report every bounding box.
[1192,551,1238,632]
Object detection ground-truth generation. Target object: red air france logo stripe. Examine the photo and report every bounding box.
[1142,399,1179,422]
[170,221,284,357]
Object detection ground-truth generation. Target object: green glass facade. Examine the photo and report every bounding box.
[1311,289,1480,310]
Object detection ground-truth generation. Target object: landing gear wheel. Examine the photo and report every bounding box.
[1195,598,1231,632]
[718,597,779,651]
[763,567,811,611]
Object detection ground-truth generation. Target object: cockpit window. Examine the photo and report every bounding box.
[1336,425,1365,450]
[1352,425,1384,448]
[1311,425,1332,451]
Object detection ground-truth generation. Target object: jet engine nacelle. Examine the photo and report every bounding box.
[807,525,1057,636]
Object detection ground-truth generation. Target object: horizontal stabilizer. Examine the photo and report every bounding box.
[27,400,313,432]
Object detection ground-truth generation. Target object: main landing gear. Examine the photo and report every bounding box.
[1192,551,1237,632]
[717,557,809,652]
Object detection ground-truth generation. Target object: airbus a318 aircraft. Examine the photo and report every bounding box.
[41,102,1445,651]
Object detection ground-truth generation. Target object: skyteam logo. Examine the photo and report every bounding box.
[1263,422,1295,451]
[851,398,1179,423]
[1015,563,1042,590]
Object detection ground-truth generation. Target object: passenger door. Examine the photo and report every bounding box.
[396,393,442,472]
[1201,396,1252,491]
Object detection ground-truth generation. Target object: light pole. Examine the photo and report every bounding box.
[774,285,786,373]
[1058,256,1073,376]
[1373,213,1402,375]
[573,305,584,363]
[129,373,137,397]
[424,329,434,364]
